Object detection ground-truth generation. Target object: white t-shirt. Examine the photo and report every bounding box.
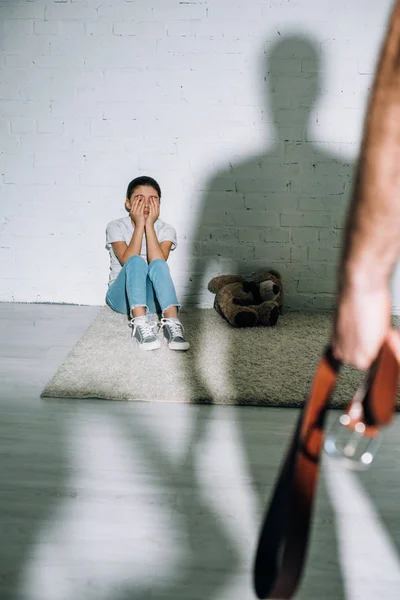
[105,216,178,285]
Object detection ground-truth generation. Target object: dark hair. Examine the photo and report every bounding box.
[126,176,162,200]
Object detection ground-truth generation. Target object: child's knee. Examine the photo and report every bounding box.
[125,255,147,270]
[148,257,169,279]
[149,257,168,270]
[126,255,144,264]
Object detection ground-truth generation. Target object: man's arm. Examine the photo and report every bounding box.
[340,1,400,287]
[333,1,400,368]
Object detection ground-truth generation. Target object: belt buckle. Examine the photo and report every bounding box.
[324,388,381,470]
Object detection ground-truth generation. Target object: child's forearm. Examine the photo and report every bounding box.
[340,1,400,290]
[145,223,165,262]
[122,223,145,264]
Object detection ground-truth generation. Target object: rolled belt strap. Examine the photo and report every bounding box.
[253,339,399,600]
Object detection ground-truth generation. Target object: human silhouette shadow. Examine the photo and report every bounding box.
[115,406,241,600]
[0,402,66,600]
[186,34,354,311]
[183,34,355,512]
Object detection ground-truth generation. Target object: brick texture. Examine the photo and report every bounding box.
[0,0,398,311]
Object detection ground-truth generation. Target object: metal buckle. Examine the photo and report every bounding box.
[324,395,381,470]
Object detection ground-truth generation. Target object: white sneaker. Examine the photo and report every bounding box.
[130,316,161,351]
[147,313,160,334]
[160,318,190,351]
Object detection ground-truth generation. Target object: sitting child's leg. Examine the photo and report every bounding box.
[147,258,190,351]
[107,255,160,351]
[107,255,148,315]
[146,273,161,333]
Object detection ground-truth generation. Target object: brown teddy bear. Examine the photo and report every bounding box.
[208,269,283,328]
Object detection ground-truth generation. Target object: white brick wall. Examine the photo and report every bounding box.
[0,0,399,311]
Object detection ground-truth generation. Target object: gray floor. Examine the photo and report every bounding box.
[1,303,400,600]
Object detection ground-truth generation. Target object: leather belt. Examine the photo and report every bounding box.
[253,340,399,599]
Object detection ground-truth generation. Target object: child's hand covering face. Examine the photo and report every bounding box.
[129,197,146,226]
[145,197,160,225]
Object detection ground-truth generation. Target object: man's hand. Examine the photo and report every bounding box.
[331,276,400,369]
[330,2,400,372]
[129,198,146,227]
[145,197,160,227]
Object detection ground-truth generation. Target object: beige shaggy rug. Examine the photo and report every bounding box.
[41,307,399,408]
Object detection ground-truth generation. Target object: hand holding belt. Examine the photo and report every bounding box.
[253,338,399,600]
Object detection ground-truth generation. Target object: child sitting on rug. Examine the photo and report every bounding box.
[105,175,190,352]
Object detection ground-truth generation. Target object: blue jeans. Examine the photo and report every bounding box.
[106,256,180,316]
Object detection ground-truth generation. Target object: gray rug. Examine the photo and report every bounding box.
[41,307,399,408]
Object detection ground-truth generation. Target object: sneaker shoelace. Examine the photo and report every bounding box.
[160,318,184,339]
[130,317,156,340]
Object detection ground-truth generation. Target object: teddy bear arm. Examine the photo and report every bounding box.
[208,274,245,294]
[232,286,257,306]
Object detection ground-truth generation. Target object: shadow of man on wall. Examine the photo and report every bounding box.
[185,33,354,312]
